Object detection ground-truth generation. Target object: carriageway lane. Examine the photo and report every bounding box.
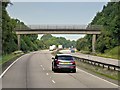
[2,50,118,88]
[2,51,54,88]
[60,50,119,66]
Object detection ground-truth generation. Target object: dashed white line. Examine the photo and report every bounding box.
[46,73,49,75]
[40,65,45,70]
[50,77,52,78]
[43,68,45,70]
[52,80,56,83]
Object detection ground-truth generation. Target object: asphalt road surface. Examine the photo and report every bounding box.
[2,50,118,88]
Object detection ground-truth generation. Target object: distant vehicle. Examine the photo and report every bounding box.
[58,45,63,50]
[49,45,56,51]
[52,54,76,73]
[52,45,56,50]
[49,46,54,51]
[71,49,75,53]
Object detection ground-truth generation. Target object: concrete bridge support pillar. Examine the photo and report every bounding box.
[92,34,96,53]
[17,34,21,50]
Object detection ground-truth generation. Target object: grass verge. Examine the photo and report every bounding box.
[0,51,24,65]
[79,46,120,60]
[0,51,24,73]
[75,60,119,81]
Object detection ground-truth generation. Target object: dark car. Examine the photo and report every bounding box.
[52,54,76,73]
[71,49,75,53]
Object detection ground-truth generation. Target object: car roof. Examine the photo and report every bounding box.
[56,54,72,57]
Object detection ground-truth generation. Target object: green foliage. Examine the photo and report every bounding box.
[76,35,92,51]
[40,34,76,49]
[97,46,120,60]
[21,35,38,52]
[41,34,52,41]
[0,50,24,65]
[2,2,39,54]
[2,2,18,54]
[35,40,45,49]
[104,46,120,59]
[2,2,76,54]
[76,2,120,55]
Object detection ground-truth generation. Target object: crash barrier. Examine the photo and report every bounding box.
[74,56,120,71]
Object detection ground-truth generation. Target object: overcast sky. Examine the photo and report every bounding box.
[7,1,108,41]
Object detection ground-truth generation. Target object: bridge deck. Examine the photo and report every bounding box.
[16,29,101,34]
[15,25,102,34]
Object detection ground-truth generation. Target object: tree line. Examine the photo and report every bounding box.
[40,34,76,49]
[2,2,39,54]
[76,2,120,54]
[2,2,76,54]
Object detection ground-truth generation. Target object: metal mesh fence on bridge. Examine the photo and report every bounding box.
[15,25,103,30]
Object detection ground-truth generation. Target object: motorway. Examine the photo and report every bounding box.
[60,50,119,66]
[2,50,118,88]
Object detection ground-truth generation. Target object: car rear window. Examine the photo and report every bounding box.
[58,56,73,60]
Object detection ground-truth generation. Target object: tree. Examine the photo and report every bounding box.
[76,2,120,53]
[2,2,40,54]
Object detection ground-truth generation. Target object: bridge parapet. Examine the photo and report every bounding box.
[15,25,103,30]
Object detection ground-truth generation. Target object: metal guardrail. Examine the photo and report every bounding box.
[74,56,120,71]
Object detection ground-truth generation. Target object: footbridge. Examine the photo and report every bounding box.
[15,25,103,52]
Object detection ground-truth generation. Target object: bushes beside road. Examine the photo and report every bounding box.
[0,51,24,65]
[76,2,120,60]
[0,51,24,72]
[97,46,120,60]
[78,46,120,60]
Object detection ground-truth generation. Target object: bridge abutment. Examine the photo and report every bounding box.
[17,34,20,50]
[92,34,96,53]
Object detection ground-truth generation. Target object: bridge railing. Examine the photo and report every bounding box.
[15,25,103,30]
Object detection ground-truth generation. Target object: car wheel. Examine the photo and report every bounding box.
[54,68,57,73]
[52,63,54,71]
[72,69,76,73]
[52,66,54,71]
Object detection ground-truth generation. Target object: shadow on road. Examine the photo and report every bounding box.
[53,70,76,73]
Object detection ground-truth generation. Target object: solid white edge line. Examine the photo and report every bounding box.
[0,54,28,78]
[60,50,119,87]
[52,80,55,83]
[77,67,119,87]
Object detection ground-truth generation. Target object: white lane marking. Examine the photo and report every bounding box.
[52,80,56,83]
[46,73,49,75]
[0,54,29,78]
[50,77,52,78]
[77,68,118,87]
[40,65,43,67]
[43,68,45,70]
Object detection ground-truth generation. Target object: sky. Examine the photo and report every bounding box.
[7,1,108,41]
[9,0,110,2]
